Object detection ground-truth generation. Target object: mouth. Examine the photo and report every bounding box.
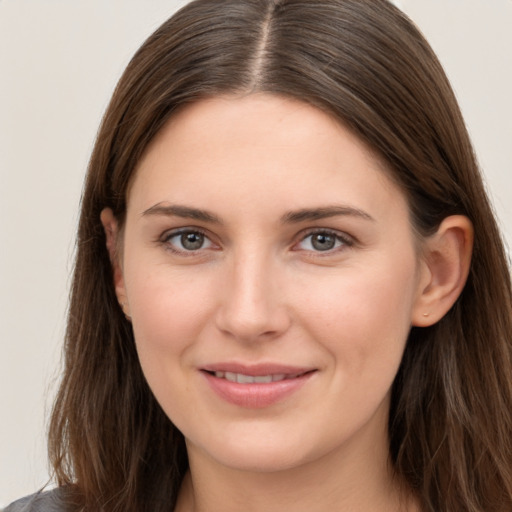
[205,370,311,384]
[200,364,316,408]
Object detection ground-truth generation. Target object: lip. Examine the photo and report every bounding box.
[200,362,316,408]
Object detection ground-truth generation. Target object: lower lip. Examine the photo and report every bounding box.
[202,371,314,408]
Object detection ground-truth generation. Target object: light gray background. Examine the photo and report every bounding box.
[1,0,511,505]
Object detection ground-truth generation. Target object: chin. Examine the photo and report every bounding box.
[186,424,324,474]
[210,446,312,474]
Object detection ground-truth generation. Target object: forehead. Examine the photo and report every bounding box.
[129,94,409,224]
[142,94,376,167]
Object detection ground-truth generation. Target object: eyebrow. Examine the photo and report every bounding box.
[141,203,374,225]
[141,203,222,224]
[281,206,374,223]
[142,203,375,224]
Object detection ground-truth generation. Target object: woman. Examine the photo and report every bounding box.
[6,0,512,510]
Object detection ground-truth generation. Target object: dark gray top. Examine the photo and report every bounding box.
[3,489,67,512]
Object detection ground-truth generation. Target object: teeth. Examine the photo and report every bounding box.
[225,372,237,382]
[237,373,256,383]
[254,375,272,383]
[213,371,294,383]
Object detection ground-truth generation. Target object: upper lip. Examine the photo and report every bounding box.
[200,362,315,377]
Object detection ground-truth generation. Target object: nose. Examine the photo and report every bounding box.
[215,251,291,343]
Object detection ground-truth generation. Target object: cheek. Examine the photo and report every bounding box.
[124,268,216,423]
[124,264,217,374]
[295,257,418,372]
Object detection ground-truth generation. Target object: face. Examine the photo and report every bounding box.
[110,94,428,474]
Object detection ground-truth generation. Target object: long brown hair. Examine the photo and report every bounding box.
[48,1,512,510]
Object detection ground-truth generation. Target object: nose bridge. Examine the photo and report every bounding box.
[215,245,289,341]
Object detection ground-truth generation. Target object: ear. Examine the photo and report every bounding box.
[100,208,130,320]
[412,215,473,327]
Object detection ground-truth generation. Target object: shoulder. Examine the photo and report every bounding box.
[3,488,69,512]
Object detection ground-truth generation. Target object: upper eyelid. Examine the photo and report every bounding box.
[296,227,355,243]
[160,226,210,241]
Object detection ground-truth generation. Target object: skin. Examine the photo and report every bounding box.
[101,94,473,512]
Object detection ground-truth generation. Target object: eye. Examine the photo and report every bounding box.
[162,229,214,253]
[296,230,352,252]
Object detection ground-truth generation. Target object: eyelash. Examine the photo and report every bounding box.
[159,227,354,256]
[160,228,214,255]
[293,229,354,254]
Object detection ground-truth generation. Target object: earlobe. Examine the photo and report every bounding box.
[100,208,130,319]
[412,215,473,327]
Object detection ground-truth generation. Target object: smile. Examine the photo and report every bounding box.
[201,366,316,408]
[212,371,303,384]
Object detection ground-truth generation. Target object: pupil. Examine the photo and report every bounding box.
[312,233,335,251]
[181,232,204,250]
